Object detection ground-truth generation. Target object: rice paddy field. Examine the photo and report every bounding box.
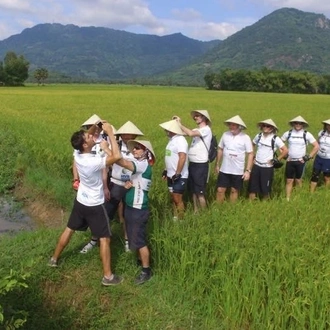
[1,84,330,329]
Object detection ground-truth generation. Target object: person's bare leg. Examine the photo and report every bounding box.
[52,227,75,260]
[325,176,330,188]
[310,181,317,193]
[139,246,150,268]
[229,188,239,203]
[249,193,257,200]
[216,187,226,203]
[197,194,207,209]
[192,194,199,213]
[99,237,111,278]
[285,179,294,200]
[172,192,185,219]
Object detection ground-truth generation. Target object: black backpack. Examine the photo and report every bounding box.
[201,135,218,163]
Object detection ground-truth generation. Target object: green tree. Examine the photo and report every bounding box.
[3,52,29,86]
[34,68,49,85]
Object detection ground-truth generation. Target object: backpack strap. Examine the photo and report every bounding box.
[200,136,209,152]
[288,129,307,145]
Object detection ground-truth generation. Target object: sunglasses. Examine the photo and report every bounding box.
[293,122,303,125]
[261,124,272,128]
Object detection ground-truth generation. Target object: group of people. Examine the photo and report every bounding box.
[49,115,155,286]
[214,114,328,202]
[48,110,330,287]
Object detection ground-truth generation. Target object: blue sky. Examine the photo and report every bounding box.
[0,0,329,41]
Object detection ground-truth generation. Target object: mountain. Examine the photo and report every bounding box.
[0,23,220,81]
[169,8,330,85]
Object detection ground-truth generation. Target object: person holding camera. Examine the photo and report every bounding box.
[175,110,212,213]
[248,119,288,200]
[49,122,124,286]
[281,116,319,201]
[159,118,188,220]
[310,119,330,192]
[80,121,144,254]
[215,115,254,203]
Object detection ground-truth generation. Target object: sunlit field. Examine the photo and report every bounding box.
[1,84,330,329]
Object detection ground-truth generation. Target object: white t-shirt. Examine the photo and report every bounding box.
[281,129,316,159]
[253,133,284,168]
[111,141,134,185]
[317,130,330,159]
[165,135,189,178]
[188,125,212,163]
[74,151,107,206]
[219,131,253,175]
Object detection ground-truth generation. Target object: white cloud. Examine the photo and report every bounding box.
[171,8,202,21]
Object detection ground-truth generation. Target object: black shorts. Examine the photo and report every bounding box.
[285,161,305,179]
[188,162,209,195]
[217,172,243,190]
[167,177,187,194]
[313,155,330,175]
[67,199,112,238]
[248,165,274,195]
[124,205,149,250]
[104,183,128,220]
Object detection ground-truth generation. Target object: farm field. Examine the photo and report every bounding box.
[1,84,330,329]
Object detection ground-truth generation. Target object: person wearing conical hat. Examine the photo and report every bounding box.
[215,115,253,203]
[80,121,144,254]
[174,110,213,212]
[72,114,104,191]
[159,119,188,220]
[248,119,288,200]
[281,115,319,200]
[49,122,124,286]
[115,139,155,285]
[310,119,330,192]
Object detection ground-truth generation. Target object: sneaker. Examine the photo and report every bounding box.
[124,240,130,252]
[135,271,152,285]
[101,274,124,286]
[80,242,96,254]
[48,258,58,267]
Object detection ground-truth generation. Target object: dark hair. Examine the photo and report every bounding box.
[71,130,86,152]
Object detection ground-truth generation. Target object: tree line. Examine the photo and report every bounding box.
[204,68,330,94]
[0,51,48,86]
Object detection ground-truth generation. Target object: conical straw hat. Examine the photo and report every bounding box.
[257,118,278,130]
[190,110,211,125]
[322,119,330,126]
[115,121,144,136]
[127,140,156,164]
[81,114,102,127]
[224,115,247,129]
[289,115,309,127]
[159,119,186,135]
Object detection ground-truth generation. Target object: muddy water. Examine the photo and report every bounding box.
[0,197,34,235]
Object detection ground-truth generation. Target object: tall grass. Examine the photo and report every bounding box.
[1,85,330,329]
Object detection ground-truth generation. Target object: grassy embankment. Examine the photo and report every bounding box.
[1,84,330,329]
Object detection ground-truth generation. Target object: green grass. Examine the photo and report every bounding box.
[1,84,330,329]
